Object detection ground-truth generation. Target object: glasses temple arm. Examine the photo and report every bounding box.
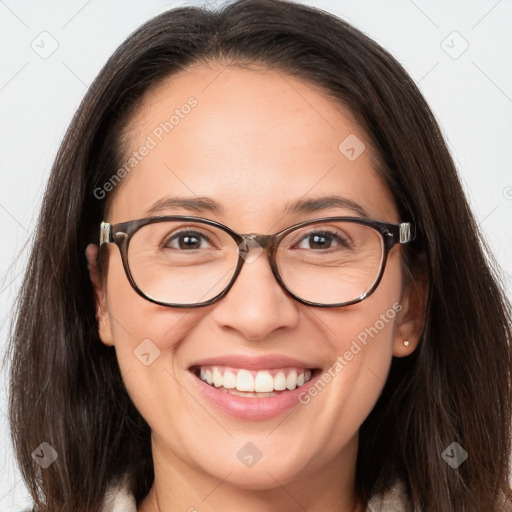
[100,222,113,246]
[399,222,415,244]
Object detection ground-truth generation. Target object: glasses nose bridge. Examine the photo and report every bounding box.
[240,233,275,251]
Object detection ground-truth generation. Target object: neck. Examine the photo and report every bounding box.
[138,434,361,512]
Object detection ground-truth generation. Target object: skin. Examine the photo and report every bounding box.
[88,62,425,512]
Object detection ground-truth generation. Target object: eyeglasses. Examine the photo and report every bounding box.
[99,215,415,308]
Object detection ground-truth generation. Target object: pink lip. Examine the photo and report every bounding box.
[187,367,322,421]
[188,353,318,371]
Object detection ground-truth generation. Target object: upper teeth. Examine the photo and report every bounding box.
[198,366,313,393]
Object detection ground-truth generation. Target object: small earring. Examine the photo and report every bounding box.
[403,340,410,347]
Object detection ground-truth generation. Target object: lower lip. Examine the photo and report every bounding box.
[188,369,321,420]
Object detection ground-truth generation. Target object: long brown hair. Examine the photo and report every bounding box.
[7,1,512,510]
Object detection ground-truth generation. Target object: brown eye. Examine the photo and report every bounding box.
[163,230,213,250]
[295,231,350,250]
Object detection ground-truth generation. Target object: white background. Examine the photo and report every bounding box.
[1,0,511,509]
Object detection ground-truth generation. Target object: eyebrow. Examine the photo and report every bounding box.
[283,195,369,217]
[144,194,369,218]
[145,196,225,217]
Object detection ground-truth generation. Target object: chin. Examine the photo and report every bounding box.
[216,464,303,491]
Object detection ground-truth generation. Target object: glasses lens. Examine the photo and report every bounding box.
[276,220,385,305]
[128,220,239,305]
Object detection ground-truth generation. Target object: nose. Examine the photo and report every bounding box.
[209,247,300,341]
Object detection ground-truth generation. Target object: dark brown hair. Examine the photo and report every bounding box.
[7,0,512,510]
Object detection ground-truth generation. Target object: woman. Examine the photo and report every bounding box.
[7,0,511,510]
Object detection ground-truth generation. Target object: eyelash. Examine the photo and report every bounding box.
[161,228,350,252]
[293,230,351,250]
[162,230,215,249]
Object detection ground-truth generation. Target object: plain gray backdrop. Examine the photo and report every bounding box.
[1,0,511,509]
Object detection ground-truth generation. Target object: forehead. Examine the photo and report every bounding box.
[108,62,397,226]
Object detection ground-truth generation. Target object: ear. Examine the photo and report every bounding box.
[393,274,428,357]
[86,243,114,347]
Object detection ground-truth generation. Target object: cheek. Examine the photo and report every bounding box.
[323,251,402,361]
[301,254,403,427]
[318,299,399,393]
[104,248,199,351]
[103,251,208,420]
[296,305,397,459]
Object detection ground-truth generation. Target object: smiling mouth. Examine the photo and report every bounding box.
[190,365,321,398]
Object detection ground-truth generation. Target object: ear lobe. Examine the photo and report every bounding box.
[393,274,428,357]
[86,243,114,347]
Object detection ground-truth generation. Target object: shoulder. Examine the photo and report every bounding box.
[366,478,414,511]
[99,475,137,512]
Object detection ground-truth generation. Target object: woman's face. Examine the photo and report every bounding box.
[95,63,420,499]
